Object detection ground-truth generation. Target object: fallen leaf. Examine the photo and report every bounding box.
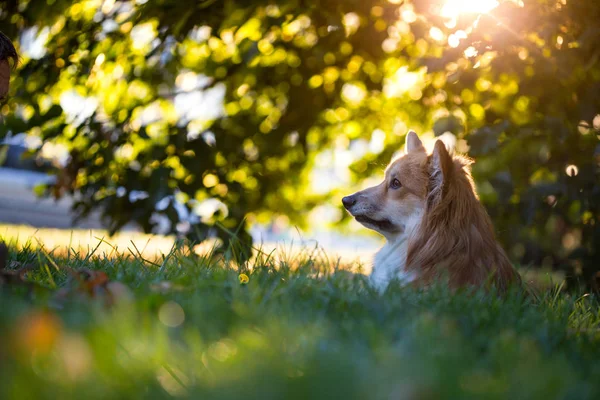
[55,268,133,307]
[0,242,43,292]
[1,242,133,307]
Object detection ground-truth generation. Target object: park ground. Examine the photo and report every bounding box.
[1,225,599,400]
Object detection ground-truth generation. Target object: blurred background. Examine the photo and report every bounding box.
[0,0,599,287]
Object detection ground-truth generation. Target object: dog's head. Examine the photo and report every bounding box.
[342,131,453,239]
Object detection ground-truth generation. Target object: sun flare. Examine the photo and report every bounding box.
[440,0,499,19]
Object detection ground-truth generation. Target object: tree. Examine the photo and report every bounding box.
[1,0,598,287]
[411,0,600,289]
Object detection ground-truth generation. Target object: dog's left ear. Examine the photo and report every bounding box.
[431,140,453,192]
[405,130,424,153]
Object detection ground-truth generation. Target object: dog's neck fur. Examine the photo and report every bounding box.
[370,211,423,291]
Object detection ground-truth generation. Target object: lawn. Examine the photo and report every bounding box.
[1,232,599,400]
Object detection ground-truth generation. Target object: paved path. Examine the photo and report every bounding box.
[0,167,379,264]
[0,167,105,229]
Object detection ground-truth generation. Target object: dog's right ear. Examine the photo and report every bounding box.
[430,140,454,195]
[405,130,424,153]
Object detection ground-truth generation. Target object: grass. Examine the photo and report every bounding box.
[1,233,600,400]
[0,223,177,260]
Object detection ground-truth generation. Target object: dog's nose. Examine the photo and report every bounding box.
[342,195,356,209]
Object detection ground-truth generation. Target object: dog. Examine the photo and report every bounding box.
[342,130,521,292]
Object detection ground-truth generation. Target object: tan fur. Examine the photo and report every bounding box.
[343,131,521,293]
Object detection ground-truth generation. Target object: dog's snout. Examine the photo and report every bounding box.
[342,195,357,209]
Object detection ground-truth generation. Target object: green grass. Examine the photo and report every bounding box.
[1,238,600,400]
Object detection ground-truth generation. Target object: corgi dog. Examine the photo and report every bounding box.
[343,131,521,292]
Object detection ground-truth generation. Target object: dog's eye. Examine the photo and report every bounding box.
[390,178,402,189]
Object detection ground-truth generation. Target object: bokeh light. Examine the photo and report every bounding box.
[440,0,499,18]
[158,301,185,328]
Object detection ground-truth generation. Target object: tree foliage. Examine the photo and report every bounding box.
[1,0,599,287]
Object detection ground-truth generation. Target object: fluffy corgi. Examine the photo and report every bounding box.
[343,131,521,292]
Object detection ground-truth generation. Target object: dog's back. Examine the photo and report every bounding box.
[405,142,520,292]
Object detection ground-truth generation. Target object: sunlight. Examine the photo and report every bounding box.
[440,0,499,19]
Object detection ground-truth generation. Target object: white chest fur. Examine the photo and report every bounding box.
[369,212,422,292]
[369,239,415,291]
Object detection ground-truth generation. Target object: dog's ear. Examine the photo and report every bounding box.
[431,140,453,192]
[405,130,424,153]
